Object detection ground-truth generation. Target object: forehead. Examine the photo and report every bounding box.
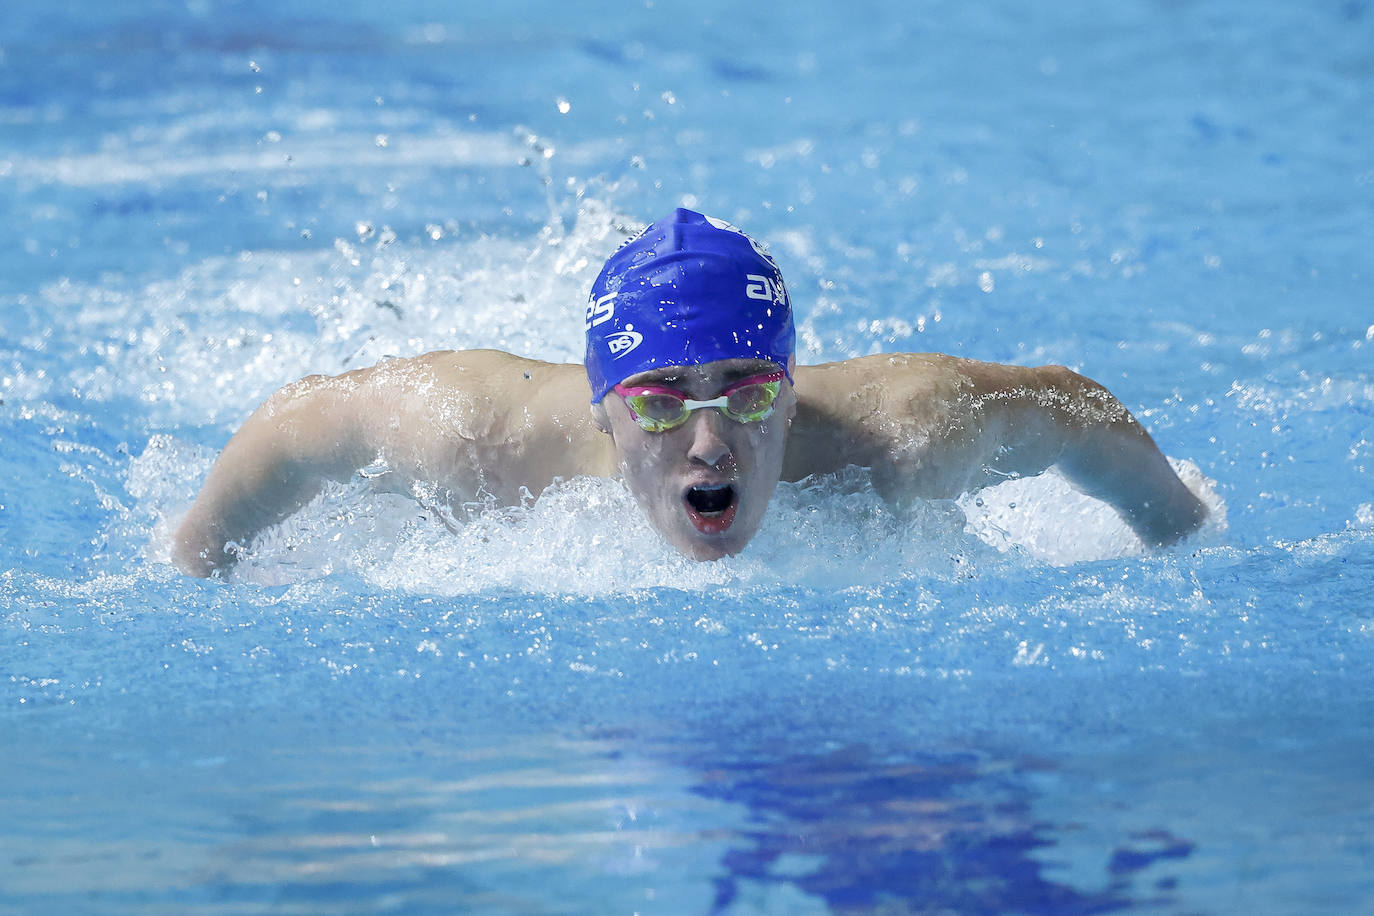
[621,358,782,390]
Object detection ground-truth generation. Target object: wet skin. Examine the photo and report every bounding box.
[173,349,1206,577]
[592,358,796,561]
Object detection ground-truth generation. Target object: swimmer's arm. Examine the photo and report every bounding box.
[970,364,1209,546]
[171,371,388,577]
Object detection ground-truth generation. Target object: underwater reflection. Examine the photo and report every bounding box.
[690,745,1194,914]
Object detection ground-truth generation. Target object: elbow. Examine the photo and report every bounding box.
[171,514,229,578]
[1132,489,1210,547]
[172,541,216,579]
[1036,365,1121,414]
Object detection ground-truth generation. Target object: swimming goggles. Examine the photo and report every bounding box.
[613,370,786,433]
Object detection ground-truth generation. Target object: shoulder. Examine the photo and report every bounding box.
[405,349,582,394]
[794,353,975,414]
[796,353,1073,409]
[784,353,1073,482]
[291,349,575,404]
[255,349,566,444]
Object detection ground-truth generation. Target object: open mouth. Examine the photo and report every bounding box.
[684,483,738,534]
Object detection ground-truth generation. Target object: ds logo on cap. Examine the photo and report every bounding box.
[585,291,643,357]
[608,325,643,358]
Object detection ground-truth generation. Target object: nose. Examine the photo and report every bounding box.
[685,409,732,468]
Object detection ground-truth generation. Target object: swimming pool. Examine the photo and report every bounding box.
[3,0,1371,911]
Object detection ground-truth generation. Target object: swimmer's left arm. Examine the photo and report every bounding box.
[965,363,1209,546]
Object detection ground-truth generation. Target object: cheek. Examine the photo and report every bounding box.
[613,431,673,493]
[749,418,789,465]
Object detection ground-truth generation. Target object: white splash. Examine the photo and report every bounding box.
[133,432,1221,595]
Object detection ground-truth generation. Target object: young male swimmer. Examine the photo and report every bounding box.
[173,208,1208,577]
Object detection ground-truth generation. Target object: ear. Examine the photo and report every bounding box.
[590,400,611,434]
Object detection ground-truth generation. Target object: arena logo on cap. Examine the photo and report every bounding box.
[745,273,787,306]
[586,291,616,330]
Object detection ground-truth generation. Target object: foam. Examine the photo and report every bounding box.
[959,457,1226,565]
[35,196,628,428]
[133,432,1222,595]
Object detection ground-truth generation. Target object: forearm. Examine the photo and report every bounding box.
[1045,370,1208,545]
[1056,421,1207,546]
[172,448,331,577]
[172,379,373,577]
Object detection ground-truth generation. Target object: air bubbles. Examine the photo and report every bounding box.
[359,456,392,479]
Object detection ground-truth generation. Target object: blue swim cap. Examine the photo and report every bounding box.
[585,208,795,403]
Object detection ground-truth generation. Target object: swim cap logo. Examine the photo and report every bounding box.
[705,214,772,259]
[608,323,643,358]
[745,273,788,308]
[586,291,616,329]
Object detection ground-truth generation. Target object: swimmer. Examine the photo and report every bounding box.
[173,208,1208,576]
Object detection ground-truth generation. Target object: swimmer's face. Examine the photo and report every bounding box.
[594,358,795,561]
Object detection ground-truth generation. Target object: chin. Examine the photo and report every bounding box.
[662,510,761,561]
[673,534,743,562]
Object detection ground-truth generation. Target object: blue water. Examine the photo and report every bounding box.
[3,0,1372,912]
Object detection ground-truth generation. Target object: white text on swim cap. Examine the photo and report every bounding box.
[586,291,616,330]
[745,274,787,307]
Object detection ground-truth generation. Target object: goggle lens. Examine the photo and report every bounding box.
[724,380,779,421]
[617,372,784,433]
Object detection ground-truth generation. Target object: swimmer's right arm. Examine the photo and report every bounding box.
[172,371,381,577]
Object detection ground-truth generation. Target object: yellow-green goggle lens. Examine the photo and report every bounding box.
[622,379,781,433]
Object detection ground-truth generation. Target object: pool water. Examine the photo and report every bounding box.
[3,0,1372,912]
